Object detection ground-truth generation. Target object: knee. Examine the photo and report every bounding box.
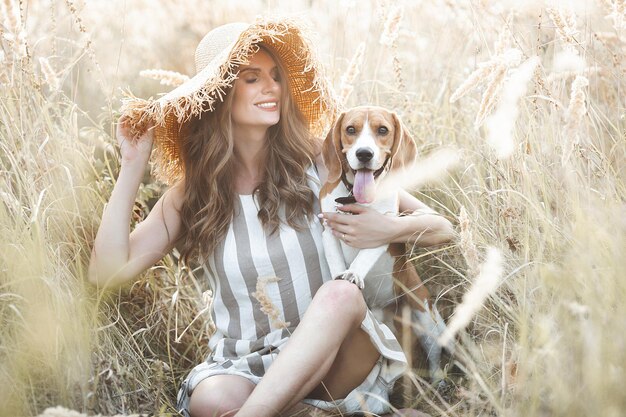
[188,377,252,417]
[313,279,366,322]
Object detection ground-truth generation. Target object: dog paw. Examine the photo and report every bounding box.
[339,271,364,289]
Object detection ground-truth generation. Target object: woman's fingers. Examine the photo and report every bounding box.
[320,205,371,228]
[320,212,351,226]
[336,204,367,214]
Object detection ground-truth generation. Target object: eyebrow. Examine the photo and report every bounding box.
[239,66,278,74]
[239,68,260,74]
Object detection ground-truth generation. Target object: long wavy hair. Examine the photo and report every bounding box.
[177,44,320,265]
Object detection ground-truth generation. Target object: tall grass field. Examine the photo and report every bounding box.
[1,0,624,416]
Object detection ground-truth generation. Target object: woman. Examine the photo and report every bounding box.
[89,18,454,417]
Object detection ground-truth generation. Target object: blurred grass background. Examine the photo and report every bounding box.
[0,0,624,416]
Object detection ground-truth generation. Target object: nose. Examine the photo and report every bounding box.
[263,77,280,94]
[356,148,374,162]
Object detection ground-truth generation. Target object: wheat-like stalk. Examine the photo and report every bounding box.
[392,45,406,96]
[252,276,290,330]
[494,15,514,55]
[64,0,87,33]
[458,206,480,277]
[474,48,523,128]
[485,56,540,158]
[1,0,27,58]
[474,65,507,129]
[602,0,626,31]
[375,0,389,21]
[546,7,579,50]
[564,75,589,143]
[39,57,60,91]
[139,69,190,87]
[49,0,57,57]
[379,5,403,46]
[64,0,109,102]
[339,42,365,103]
[450,24,521,105]
[593,31,620,42]
[450,60,499,103]
[439,247,504,346]
[1,0,20,34]
[450,26,524,129]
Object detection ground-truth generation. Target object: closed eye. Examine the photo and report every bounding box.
[271,68,281,82]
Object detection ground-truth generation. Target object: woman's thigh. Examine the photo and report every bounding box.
[306,326,380,401]
[188,374,256,417]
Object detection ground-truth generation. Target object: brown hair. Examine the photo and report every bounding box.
[177,44,320,265]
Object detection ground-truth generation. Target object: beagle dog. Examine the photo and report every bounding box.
[319,105,453,382]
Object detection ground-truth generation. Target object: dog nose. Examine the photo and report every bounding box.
[356,148,374,162]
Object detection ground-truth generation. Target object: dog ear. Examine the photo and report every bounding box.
[322,112,345,183]
[390,112,418,172]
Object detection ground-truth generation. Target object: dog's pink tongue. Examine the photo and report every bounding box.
[353,170,375,204]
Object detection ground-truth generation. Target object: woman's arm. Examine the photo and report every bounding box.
[392,189,455,245]
[88,118,183,288]
[319,189,455,249]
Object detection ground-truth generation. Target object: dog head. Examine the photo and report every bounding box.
[322,106,417,203]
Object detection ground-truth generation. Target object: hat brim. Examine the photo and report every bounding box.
[121,17,339,184]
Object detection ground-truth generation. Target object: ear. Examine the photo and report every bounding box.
[390,112,418,172]
[322,112,345,183]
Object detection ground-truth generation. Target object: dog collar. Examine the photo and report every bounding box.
[335,157,391,205]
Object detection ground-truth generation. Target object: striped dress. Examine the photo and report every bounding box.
[176,167,407,415]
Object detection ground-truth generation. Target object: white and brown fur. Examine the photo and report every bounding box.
[319,105,453,383]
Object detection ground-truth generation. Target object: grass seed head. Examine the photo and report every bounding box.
[339,42,365,103]
[39,57,60,91]
[379,5,403,46]
[439,247,504,346]
[252,276,290,330]
[139,69,190,87]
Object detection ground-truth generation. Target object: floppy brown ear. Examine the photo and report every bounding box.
[321,112,345,183]
[390,112,418,172]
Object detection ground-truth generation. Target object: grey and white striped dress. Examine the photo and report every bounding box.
[176,167,407,415]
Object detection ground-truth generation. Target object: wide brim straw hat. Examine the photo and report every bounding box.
[121,16,339,185]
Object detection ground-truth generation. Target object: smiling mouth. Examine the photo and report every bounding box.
[255,101,278,109]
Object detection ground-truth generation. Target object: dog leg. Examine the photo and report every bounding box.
[322,228,348,279]
[390,245,453,384]
[413,301,454,385]
[341,246,388,289]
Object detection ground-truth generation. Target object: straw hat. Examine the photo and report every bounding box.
[121,16,339,184]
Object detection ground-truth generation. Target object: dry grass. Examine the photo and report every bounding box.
[1,1,625,416]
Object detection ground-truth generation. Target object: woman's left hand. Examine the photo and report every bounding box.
[318,204,399,249]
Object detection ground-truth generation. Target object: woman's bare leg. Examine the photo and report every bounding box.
[234,280,380,417]
[189,375,255,417]
[188,375,337,417]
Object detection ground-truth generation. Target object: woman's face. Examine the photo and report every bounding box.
[231,48,282,134]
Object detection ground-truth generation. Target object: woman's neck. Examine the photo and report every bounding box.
[232,131,269,194]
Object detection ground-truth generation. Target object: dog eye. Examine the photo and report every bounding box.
[378,126,389,135]
[346,126,356,135]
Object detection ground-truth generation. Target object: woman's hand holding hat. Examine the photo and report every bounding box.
[115,115,154,168]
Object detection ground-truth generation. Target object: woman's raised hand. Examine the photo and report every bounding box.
[115,115,154,167]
